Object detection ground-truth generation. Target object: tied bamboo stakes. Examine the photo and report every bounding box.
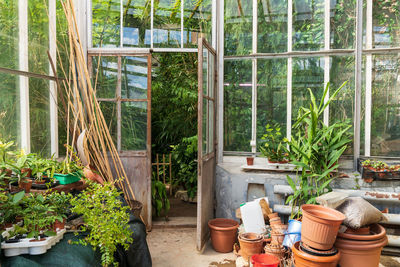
[56,0,140,218]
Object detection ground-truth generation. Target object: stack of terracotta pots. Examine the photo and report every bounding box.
[238,232,265,262]
[264,213,286,261]
[292,204,345,267]
[334,223,388,267]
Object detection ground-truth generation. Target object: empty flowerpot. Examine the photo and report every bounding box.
[208,218,239,253]
[238,232,265,262]
[292,241,340,267]
[301,204,346,250]
[251,254,280,267]
[246,157,254,166]
[334,224,387,267]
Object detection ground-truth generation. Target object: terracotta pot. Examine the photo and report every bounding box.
[34,180,46,185]
[208,218,239,253]
[18,179,33,193]
[238,233,265,261]
[21,168,32,178]
[246,157,254,166]
[301,204,346,250]
[264,244,284,261]
[292,241,340,267]
[1,168,12,176]
[268,213,279,219]
[270,232,285,246]
[53,218,66,230]
[335,224,387,267]
[84,165,104,185]
[272,224,287,234]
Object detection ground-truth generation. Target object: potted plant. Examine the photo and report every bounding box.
[0,191,25,228]
[45,191,70,230]
[69,182,133,267]
[55,147,83,185]
[8,155,33,193]
[24,193,56,241]
[0,140,14,176]
[259,123,288,163]
[285,82,352,218]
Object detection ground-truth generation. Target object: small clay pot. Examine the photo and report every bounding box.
[238,233,265,261]
[269,217,281,226]
[270,232,285,246]
[272,224,287,234]
[246,157,254,166]
[264,244,285,261]
[268,213,279,219]
[292,241,340,267]
[34,180,46,185]
[301,204,346,250]
[335,224,387,267]
[53,218,66,230]
[208,218,239,253]
[18,179,33,193]
[21,168,32,178]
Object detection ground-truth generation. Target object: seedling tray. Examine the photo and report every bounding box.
[1,229,66,256]
[54,172,81,185]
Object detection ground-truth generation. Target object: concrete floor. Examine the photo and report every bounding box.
[148,228,400,267]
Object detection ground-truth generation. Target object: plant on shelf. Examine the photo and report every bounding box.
[24,193,56,240]
[259,123,288,163]
[8,155,32,191]
[286,82,352,219]
[0,140,15,176]
[69,182,133,267]
[45,191,70,229]
[1,191,25,227]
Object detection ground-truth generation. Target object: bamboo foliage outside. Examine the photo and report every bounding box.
[55,0,138,207]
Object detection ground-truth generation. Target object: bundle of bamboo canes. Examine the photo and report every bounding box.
[54,0,138,207]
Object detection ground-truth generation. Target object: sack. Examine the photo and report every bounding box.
[336,197,387,229]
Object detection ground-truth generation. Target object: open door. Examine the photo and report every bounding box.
[197,38,217,251]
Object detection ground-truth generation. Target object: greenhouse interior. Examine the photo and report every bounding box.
[1,0,400,266]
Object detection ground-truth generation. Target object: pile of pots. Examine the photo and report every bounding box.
[292,204,388,267]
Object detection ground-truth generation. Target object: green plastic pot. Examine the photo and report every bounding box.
[54,172,81,185]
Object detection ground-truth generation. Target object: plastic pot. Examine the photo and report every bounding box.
[251,254,279,267]
[292,241,340,267]
[283,219,302,248]
[238,232,264,261]
[334,224,387,267]
[208,218,239,253]
[301,204,346,250]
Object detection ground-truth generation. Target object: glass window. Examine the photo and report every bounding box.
[92,0,121,47]
[373,0,400,48]
[93,56,118,99]
[122,56,148,99]
[99,101,118,146]
[0,0,18,69]
[121,101,147,150]
[257,59,287,144]
[153,0,181,48]
[184,0,212,48]
[330,0,356,49]
[257,0,288,53]
[292,57,325,120]
[224,0,253,56]
[224,60,252,152]
[293,0,324,51]
[370,54,400,156]
[0,73,19,143]
[123,0,151,47]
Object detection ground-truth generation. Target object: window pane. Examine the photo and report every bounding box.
[202,97,207,155]
[329,55,355,154]
[0,73,19,143]
[257,59,287,145]
[99,101,117,147]
[93,56,118,99]
[208,99,214,154]
[224,60,252,152]
[330,0,356,49]
[373,1,400,48]
[292,57,324,120]
[0,0,18,69]
[224,0,252,56]
[123,0,151,47]
[257,0,288,53]
[92,0,120,47]
[121,101,147,150]
[30,77,50,156]
[121,56,148,99]
[184,0,212,48]
[153,0,181,48]
[293,0,324,51]
[370,54,400,156]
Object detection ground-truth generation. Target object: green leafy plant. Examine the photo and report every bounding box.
[286,82,352,218]
[170,135,198,199]
[45,191,70,223]
[151,179,170,217]
[1,190,25,225]
[259,123,288,163]
[31,157,57,181]
[70,182,133,267]
[56,145,83,175]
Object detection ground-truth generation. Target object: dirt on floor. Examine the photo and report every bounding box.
[167,197,197,217]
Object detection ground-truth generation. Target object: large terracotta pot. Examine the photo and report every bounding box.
[238,232,264,261]
[301,204,346,250]
[334,224,388,267]
[208,218,239,253]
[292,241,340,267]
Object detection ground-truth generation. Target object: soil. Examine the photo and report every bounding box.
[166,197,197,217]
[209,260,236,267]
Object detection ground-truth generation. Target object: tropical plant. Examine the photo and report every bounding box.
[56,145,83,175]
[45,191,70,222]
[31,158,57,181]
[151,178,170,217]
[1,190,25,225]
[286,82,352,218]
[258,123,288,162]
[170,135,198,199]
[69,182,133,267]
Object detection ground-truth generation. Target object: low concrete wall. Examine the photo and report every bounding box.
[215,159,400,221]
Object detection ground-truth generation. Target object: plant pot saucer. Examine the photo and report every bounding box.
[299,241,338,257]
